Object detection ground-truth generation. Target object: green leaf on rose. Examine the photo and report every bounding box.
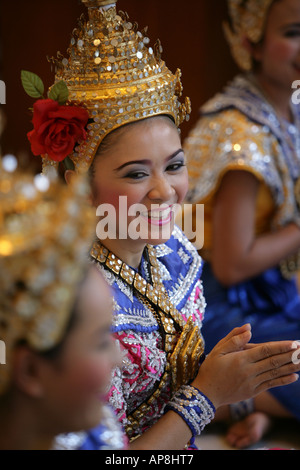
[48,80,69,105]
[21,70,45,99]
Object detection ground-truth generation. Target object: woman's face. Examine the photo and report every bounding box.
[252,0,300,92]
[91,116,188,260]
[37,268,119,434]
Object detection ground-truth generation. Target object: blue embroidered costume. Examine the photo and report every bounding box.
[54,405,128,450]
[91,226,210,444]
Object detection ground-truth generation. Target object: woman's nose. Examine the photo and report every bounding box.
[147,175,175,201]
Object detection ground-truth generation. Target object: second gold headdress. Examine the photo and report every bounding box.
[224,0,274,71]
[0,157,95,395]
[26,0,191,174]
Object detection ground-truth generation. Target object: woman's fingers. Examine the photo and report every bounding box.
[246,341,298,364]
[249,342,300,394]
[216,324,252,353]
[200,331,300,408]
[254,372,299,395]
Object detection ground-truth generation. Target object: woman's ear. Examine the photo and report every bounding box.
[64,169,76,186]
[242,35,262,63]
[12,346,45,398]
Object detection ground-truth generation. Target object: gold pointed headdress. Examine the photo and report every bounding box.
[224,0,274,70]
[0,156,95,395]
[37,0,191,173]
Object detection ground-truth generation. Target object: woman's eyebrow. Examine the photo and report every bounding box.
[114,149,184,171]
[281,22,300,30]
[114,159,150,171]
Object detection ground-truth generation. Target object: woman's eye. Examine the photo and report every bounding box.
[97,340,110,351]
[166,162,185,172]
[97,334,113,351]
[125,171,148,180]
[284,29,300,38]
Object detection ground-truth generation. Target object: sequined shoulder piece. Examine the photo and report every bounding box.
[185,108,283,205]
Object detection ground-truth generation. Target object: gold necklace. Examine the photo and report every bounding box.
[90,240,205,439]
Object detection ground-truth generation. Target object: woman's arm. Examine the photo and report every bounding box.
[130,409,192,450]
[211,170,300,285]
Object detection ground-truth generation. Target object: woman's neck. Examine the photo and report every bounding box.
[100,238,145,269]
[252,72,294,123]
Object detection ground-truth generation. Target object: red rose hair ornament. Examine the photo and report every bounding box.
[21,70,89,171]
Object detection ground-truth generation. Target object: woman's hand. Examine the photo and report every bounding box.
[192,324,300,409]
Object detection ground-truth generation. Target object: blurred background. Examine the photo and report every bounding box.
[0,0,238,172]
